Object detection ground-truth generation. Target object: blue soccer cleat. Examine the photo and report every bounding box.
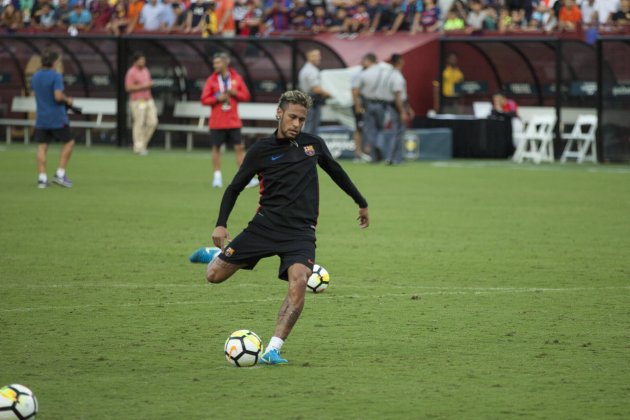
[52,175,73,188]
[259,349,288,365]
[189,246,221,264]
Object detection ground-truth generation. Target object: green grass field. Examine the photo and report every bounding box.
[1,144,629,419]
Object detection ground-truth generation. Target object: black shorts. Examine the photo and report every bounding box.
[210,128,242,147]
[34,125,74,143]
[218,227,315,280]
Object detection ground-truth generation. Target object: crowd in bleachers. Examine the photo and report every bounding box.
[1,0,629,36]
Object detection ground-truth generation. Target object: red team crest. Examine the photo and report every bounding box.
[303,145,315,156]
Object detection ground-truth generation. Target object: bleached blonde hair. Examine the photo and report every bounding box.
[278,90,312,110]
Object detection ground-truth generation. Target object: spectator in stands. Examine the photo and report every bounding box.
[90,0,113,30]
[54,0,73,29]
[68,2,93,31]
[365,0,383,35]
[327,6,349,34]
[33,0,57,30]
[216,0,236,35]
[32,50,76,189]
[20,0,34,27]
[466,0,487,32]
[530,0,557,31]
[599,0,620,26]
[238,0,264,35]
[161,0,178,30]
[299,48,332,135]
[609,0,630,25]
[311,6,333,34]
[201,0,217,35]
[171,2,189,30]
[508,7,527,30]
[413,0,440,33]
[482,5,498,30]
[352,52,386,161]
[106,1,130,34]
[125,0,144,33]
[348,1,371,34]
[264,0,291,32]
[443,5,465,31]
[200,52,255,189]
[581,0,599,28]
[140,0,166,30]
[383,0,412,35]
[187,0,212,32]
[290,0,312,31]
[233,0,250,32]
[1,3,21,31]
[125,51,158,155]
[384,53,413,165]
[558,0,582,30]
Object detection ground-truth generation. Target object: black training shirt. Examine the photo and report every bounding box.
[216,130,368,238]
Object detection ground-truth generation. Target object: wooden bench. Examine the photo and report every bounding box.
[1,97,347,150]
[157,101,346,151]
[0,96,118,146]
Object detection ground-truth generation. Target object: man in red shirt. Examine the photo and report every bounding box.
[125,51,158,155]
[201,52,256,188]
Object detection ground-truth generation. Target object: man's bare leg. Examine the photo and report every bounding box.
[260,263,311,364]
[234,143,245,166]
[206,257,243,284]
[273,263,310,340]
[58,140,75,170]
[37,143,48,174]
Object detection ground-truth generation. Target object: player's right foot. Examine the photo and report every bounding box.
[212,175,223,188]
[52,175,73,188]
[259,349,288,365]
[37,180,50,189]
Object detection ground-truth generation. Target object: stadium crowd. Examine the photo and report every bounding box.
[1,0,629,36]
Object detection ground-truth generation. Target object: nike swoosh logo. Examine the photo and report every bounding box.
[271,154,285,161]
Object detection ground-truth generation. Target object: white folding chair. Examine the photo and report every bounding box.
[473,101,493,118]
[560,114,598,163]
[512,114,557,164]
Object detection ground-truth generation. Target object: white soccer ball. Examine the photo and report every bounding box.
[224,330,263,367]
[307,264,330,293]
[0,384,38,420]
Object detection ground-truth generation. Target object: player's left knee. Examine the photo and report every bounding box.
[206,264,225,284]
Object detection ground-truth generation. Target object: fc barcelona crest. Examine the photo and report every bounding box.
[303,145,315,156]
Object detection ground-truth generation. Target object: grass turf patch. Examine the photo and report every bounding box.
[1,145,629,419]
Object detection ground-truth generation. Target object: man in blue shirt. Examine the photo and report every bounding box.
[31,50,76,188]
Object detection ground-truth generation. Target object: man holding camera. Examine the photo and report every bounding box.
[31,50,76,189]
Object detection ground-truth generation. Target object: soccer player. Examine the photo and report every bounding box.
[32,50,76,189]
[205,90,369,365]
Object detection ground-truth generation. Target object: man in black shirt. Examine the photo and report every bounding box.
[206,90,369,365]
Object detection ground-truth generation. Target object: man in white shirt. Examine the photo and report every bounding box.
[298,49,331,135]
[383,54,413,165]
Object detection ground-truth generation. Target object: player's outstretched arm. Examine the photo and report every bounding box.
[212,226,231,250]
[358,207,369,229]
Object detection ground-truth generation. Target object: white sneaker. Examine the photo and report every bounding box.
[212,174,223,188]
[245,178,259,189]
